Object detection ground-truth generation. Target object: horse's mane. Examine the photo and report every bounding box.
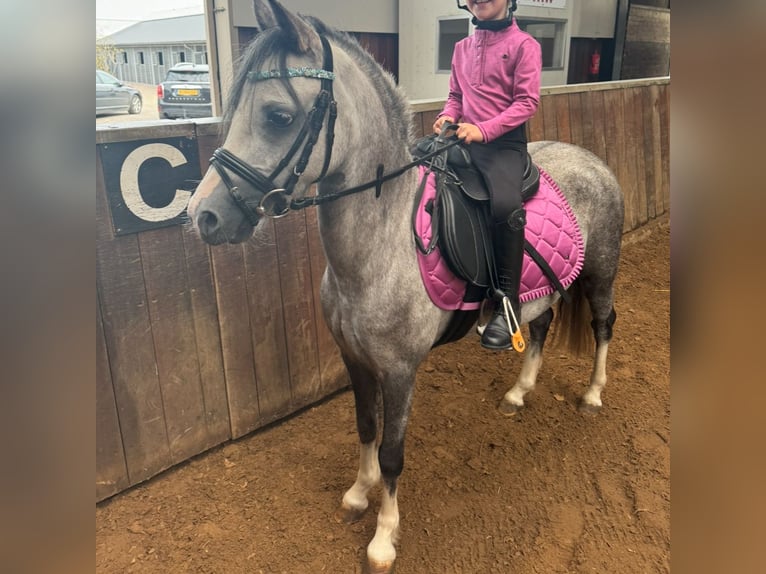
[306,17,412,144]
[224,16,413,146]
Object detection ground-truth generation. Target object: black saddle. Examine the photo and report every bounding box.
[412,133,541,204]
[410,133,569,344]
[411,134,541,289]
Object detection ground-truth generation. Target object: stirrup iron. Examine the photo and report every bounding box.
[501,296,525,353]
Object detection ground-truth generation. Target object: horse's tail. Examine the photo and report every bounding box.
[551,279,594,358]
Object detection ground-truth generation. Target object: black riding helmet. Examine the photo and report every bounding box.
[455,0,518,12]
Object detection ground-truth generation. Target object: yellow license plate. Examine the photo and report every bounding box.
[177,89,199,96]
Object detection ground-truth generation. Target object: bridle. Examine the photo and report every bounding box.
[210,35,338,224]
[209,34,463,224]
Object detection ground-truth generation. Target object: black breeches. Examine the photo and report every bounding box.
[467,143,526,224]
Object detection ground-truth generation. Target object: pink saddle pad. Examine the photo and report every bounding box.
[415,166,584,311]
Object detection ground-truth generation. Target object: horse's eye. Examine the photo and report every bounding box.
[268,110,294,127]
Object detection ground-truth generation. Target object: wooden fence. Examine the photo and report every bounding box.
[96,77,669,501]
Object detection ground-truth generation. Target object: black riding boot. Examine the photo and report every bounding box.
[481,209,526,351]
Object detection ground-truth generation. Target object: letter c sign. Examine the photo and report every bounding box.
[98,136,201,236]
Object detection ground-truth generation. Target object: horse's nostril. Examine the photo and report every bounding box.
[197,210,219,236]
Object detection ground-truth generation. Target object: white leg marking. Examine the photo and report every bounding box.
[342,441,380,512]
[367,487,400,565]
[582,342,609,407]
[504,349,543,407]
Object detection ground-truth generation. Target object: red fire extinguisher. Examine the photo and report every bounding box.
[589,49,601,80]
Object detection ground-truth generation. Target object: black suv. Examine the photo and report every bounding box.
[157,63,213,119]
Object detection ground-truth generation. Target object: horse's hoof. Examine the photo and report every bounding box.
[578,401,602,416]
[334,503,367,524]
[368,558,395,574]
[498,399,523,417]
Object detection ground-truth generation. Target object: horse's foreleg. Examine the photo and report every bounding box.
[337,441,380,523]
[580,307,617,414]
[336,359,380,524]
[366,374,414,574]
[499,308,553,416]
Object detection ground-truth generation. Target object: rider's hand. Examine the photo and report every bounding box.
[455,123,484,144]
[433,116,455,134]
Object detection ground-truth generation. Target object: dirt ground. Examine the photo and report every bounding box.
[96,216,670,574]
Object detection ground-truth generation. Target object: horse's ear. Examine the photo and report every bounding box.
[253,0,278,29]
[253,0,321,56]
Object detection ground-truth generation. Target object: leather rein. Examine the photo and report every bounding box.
[209,35,462,222]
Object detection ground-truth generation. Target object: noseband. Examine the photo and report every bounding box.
[210,35,338,223]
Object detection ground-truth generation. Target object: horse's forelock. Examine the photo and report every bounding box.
[223,28,290,127]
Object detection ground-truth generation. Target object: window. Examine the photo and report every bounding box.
[97,71,120,85]
[192,48,207,65]
[121,52,128,64]
[517,19,566,70]
[437,17,469,72]
[138,51,145,65]
[165,69,209,83]
[178,51,186,63]
[157,52,164,66]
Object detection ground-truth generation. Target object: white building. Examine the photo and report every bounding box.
[104,2,640,112]
[222,0,618,103]
[102,14,209,85]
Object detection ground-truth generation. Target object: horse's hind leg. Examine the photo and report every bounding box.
[498,308,554,416]
[580,306,617,414]
[580,278,618,414]
[336,356,381,524]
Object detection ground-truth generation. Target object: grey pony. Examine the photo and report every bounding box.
[187,1,624,572]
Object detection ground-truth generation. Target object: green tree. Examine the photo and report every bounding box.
[96,38,119,72]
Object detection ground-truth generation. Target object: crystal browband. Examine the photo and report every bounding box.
[248,68,336,81]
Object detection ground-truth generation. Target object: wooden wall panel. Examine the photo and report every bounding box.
[274,212,323,406]
[660,84,670,212]
[188,124,234,445]
[180,228,231,446]
[627,87,649,225]
[97,79,670,500]
[576,91,596,156]
[242,219,292,426]
[97,152,172,485]
[590,91,609,173]
[139,226,210,463]
[96,294,129,501]
[541,96,559,141]
[644,84,663,220]
[602,88,633,231]
[567,92,585,148]
[210,243,261,438]
[551,94,572,144]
